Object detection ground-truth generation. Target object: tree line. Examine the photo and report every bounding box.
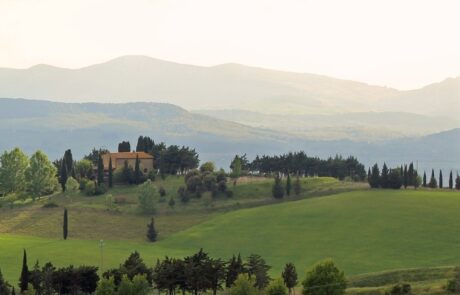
[244,152,366,181]
[0,249,348,295]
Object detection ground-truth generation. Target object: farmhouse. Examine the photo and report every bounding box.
[101,152,154,173]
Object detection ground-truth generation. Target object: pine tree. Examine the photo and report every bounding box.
[439,170,443,189]
[449,171,454,189]
[423,171,427,187]
[381,163,389,188]
[146,217,158,242]
[97,154,104,185]
[403,165,408,189]
[286,174,292,196]
[63,208,68,240]
[134,154,141,185]
[272,175,285,199]
[108,157,113,188]
[19,249,28,292]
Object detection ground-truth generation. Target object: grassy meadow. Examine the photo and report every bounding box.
[1,176,460,293]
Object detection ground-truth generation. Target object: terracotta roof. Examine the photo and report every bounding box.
[105,152,153,159]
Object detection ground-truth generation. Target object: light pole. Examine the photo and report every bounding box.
[99,239,105,272]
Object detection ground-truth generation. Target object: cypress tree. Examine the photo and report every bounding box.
[423,171,427,187]
[286,174,292,196]
[439,170,443,189]
[97,154,104,185]
[408,163,414,186]
[134,154,141,184]
[19,249,28,292]
[0,268,11,295]
[63,208,68,240]
[429,169,437,188]
[282,263,298,295]
[108,157,113,188]
[449,171,454,189]
[272,175,285,199]
[146,217,158,242]
[59,160,68,192]
[381,163,389,188]
[403,165,408,188]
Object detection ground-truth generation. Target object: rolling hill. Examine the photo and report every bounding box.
[1,55,458,117]
[0,98,459,174]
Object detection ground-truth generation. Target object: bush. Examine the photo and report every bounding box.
[226,190,234,198]
[200,161,216,173]
[159,186,166,197]
[178,186,189,204]
[387,283,411,295]
[272,176,285,199]
[186,175,203,193]
[218,180,227,193]
[266,279,288,295]
[81,180,96,196]
[230,274,258,295]
[94,183,107,195]
[203,173,217,191]
[302,259,346,295]
[42,201,58,208]
[66,177,80,192]
[168,197,175,208]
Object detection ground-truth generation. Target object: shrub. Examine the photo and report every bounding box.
[65,177,79,192]
[229,274,258,295]
[266,279,288,295]
[272,176,285,199]
[147,170,156,181]
[218,180,227,193]
[203,173,217,191]
[159,186,166,197]
[168,197,175,208]
[42,201,58,208]
[186,175,203,193]
[82,180,96,196]
[94,183,107,195]
[302,259,346,295]
[226,190,234,198]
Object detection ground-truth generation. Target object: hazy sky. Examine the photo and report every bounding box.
[1,0,459,89]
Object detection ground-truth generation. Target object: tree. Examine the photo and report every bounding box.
[456,174,460,190]
[207,258,227,295]
[147,217,158,242]
[293,175,302,196]
[302,259,346,295]
[134,154,142,185]
[381,163,389,188]
[28,260,42,294]
[368,164,380,188]
[97,154,104,185]
[387,169,402,189]
[423,171,427,187]
[272,175,285,199]
[439,170,443,189]
[75,159,94,180]
[131,274,150,295]
[246,254,271,290]
[282,263,298,295]
[286,174,292,196]
[137,180,156,214]
[200,162,216,173]
[19,249,29,293]
[118,141,131,152]
[59,149,74,191]
[96,276,116,295]
[229,274,258,295]
[231,156,242,183]
[447,266,460,293]
[168,197,176,209]
[121,160,134,184]
[0,269,11,295]
[267,279,288,295]
[59,160,68,192]
[108,158,113,188]
[117,275,133,295]
[226,254,245,288]
[25,150,58,198]
[0,147,28,195]
[403,165,408,188]
[63,208,68,240]
[449,171,454,189]
[84,148,109,166]
[429,169,437,188]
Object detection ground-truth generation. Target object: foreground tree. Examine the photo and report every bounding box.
[302,259,346,295]
[0,269,11,295]
[439,170,443,189]
[423,171,427,187]
[226,254,245,288]
[19,249,29,293]
[456,174,460,190]
[272,175,285,199]
[449,171,453,189]
[146,217,158,242]
[0,147,28,195]
[25,150,58,198]
[282,263,298,295]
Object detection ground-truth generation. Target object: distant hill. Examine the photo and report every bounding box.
[0,98,458,174]
[0,55,398,113]
[195,109,460,141]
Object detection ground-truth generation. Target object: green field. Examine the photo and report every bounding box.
[1,178,459,292]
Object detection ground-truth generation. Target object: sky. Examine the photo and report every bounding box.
[0,0,459,90]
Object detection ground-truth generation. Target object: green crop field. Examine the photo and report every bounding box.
[1,178,459,291]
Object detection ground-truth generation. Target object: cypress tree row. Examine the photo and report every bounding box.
[63,208,68,240]
[108,157,113,188]
[19,249,28,292]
